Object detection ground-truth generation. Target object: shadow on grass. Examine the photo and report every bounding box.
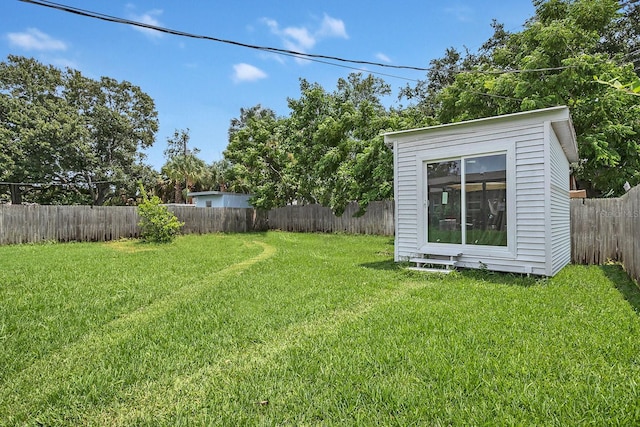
[360,259,403,271]
[457,268,540,287]
[601,264,640,314]
[360,258,541,287]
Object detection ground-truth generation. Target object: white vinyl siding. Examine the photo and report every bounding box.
[394,143,419,259]
[549,129,571,275]
[515,127,547,273]
[387,106,576,276]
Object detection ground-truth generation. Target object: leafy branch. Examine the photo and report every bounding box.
[595,76,640,96]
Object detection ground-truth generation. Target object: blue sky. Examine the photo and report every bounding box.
[2,0,535,170]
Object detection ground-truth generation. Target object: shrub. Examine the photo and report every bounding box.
[137,187,183,243]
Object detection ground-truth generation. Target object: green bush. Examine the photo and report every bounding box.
[137,187,183,243]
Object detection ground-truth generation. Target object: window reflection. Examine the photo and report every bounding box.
[426,154,507,247]
[465,154,507,246]
[427,160,461,244]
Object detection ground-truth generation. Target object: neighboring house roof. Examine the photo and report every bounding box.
[186,191,250,197]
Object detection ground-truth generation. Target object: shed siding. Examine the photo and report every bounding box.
[514,126,547,272]
[389,107,575,276]
[394,142,419,258]
[395,122,548,271]
[549,129,571,275]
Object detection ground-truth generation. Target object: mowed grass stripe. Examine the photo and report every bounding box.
[1,232,398,425]
[1,232,639,425]
[88,278,428,425]
[0,234,260,383]
[0,239,276,423]
[89,265,640,426]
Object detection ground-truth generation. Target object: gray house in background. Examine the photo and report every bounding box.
[384,106,579,276]
[187,191,252,208]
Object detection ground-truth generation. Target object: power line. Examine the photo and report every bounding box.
[272,50,420,82]
[20,0,431,72]
[0,181,114,186]
[20,0,581,78]
[18,0,421,83]
[22,0,627,99]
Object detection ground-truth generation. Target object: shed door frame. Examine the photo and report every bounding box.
[416,142,517,259]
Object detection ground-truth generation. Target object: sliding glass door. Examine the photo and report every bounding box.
[426,153,507,247]
[464,154,507,246]
[426,160,462,244]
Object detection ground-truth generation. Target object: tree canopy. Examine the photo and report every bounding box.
[159,129,206,204]
[223,0,639,208]
[3,0,639,208]
[410,0,640,196]
[223,75,432,213]
[0,55,158,205]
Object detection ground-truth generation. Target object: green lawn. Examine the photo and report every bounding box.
[1,232,639,425]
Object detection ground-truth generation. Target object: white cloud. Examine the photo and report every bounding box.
[128,8,164,38]
[444,5,474,22]
[261,13,347,56]
[6,28,67,51]
[232,63,267,83]
[262,18,315,54]
[375,52,391,63]
[318,14,348,39]
[262,18,279,34]
[283,26,316,50]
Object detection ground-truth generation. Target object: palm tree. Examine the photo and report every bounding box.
[200,159,232,192]
[162,154,206,203]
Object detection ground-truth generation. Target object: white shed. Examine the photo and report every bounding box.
[384,106,578,276]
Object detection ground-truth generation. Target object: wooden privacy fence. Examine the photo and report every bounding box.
[0,205,139,244]
[0,205,266,245]
[571,185,640,284]
[1,194,639,284]
[0,201,393,245]
[169,206,267,235]
[267,201,394,236]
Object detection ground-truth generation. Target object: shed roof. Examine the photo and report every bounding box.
[384,106,579,162]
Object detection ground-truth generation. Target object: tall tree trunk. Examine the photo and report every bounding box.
[86,174,96,206]
[174,181,182,203]
[9,184,22,205]
[94,182,110,206]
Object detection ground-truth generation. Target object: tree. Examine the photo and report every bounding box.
[409,0,640,196]
[298,73,395,213]
[596,75,640,96]
[222,74,434,214]
[65,71,158,205]
[199,159,233,192]
[114,163,159,205]
[223,106,293,209]
[0,56,88,204]
[161,129,206,203]
[162,154,206,203]
[163,128,191,159]
[599,0,640,71]
[398,20,510,117]
[285,73,434,214]
[399,47,466,117]
[0,55,159,205]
